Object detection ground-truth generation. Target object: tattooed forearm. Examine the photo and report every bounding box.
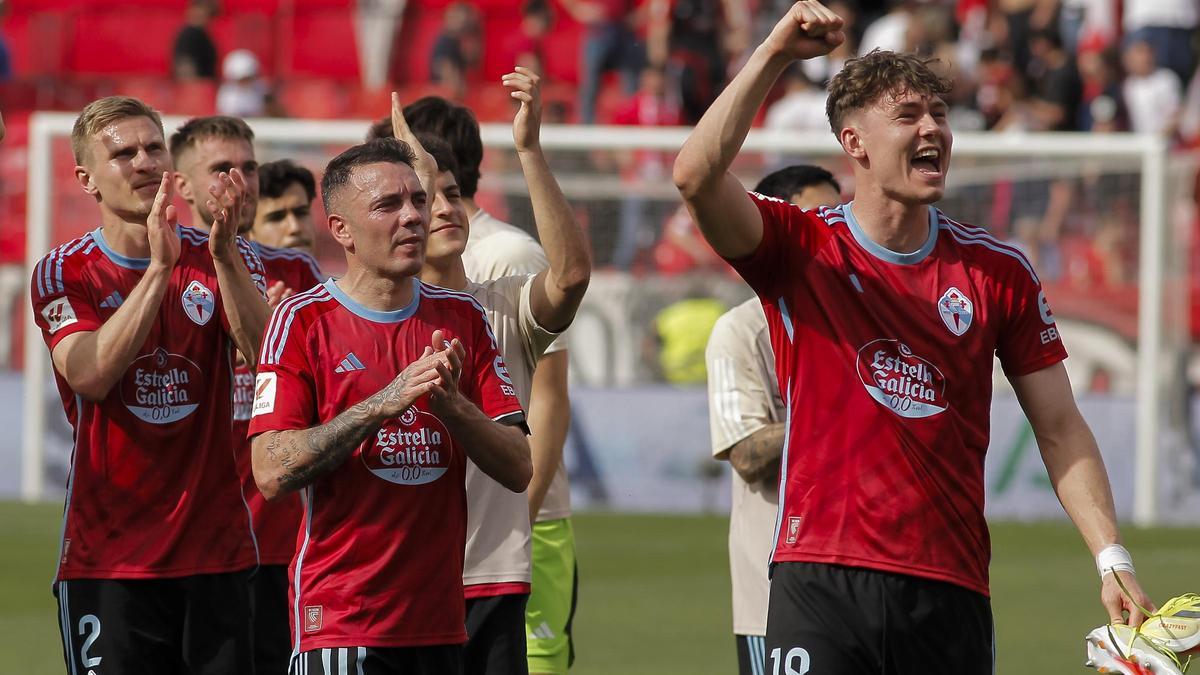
[728,422,785,486]
[269,395,386,495]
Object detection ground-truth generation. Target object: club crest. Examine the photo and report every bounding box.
[181,280,215,326]
[938,286,973,336]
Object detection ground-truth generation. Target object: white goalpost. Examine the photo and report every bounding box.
[20,111,1185,525]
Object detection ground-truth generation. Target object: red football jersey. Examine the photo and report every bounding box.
[31,226,267,581]
[232,242,324,565]
[732,194,1068,596]
[248,278,525,650]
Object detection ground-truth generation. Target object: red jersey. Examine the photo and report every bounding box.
[31,226,267,581]
[731,194,1067,596]
[248,278,525,650]
[232,242,324,565]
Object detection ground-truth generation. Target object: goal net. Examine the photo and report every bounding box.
[20,114,1200,524]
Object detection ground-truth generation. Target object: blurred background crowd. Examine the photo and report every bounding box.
[0,0,1197,385]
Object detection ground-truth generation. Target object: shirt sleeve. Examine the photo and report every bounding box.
[467,232,569,355]
[705,315,779,457]
[464,306,527,428]
[248,303,317,435]
[516,274,562,365]
[30,252,102,352]
[726,191,829,298]
[996,263,1068,378]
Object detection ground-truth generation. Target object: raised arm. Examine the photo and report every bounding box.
[1010,363,1156,626]
[673,1,843,258]
[252,334,453,500]
[392,92,439,198]
[504,67,592,333]
[50,172,179,401]
[207,168,271,366]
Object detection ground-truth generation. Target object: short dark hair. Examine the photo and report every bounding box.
[258,159,316,202]
[753,165,841,201]
[416,132,461,183]
[826,49,952,133]
[170,115,254,161]
[321,138,417,213]
[368,97,484,197]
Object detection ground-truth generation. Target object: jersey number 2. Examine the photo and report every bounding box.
[770,647,810,675]
[78,614,102,668]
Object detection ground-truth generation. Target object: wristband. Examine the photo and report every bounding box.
[1096,544,1135,579]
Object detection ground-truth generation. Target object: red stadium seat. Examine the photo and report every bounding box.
[392,10,443,85]
[285,9,358,78]
[277,78,350,118]
[210,13,277,76]
[65,9,178,75]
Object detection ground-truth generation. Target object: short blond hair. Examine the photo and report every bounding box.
[71,96,165,165]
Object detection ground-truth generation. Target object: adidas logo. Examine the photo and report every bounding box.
[334,352,366,373]
[528,621,556,640]
[98,291,124,309]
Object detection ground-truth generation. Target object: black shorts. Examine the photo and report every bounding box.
[291,644,463,675]
[55,569,254,675]
[253,564,292,675]
[766,562,994,675]
[465,593,530,675]
[736,634,768,675]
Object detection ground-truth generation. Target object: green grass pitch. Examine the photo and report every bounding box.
[1,502,1195,674]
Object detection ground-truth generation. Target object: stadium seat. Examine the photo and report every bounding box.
[65,9,178,75]
[285,9,358,78]
[210,13,277,76]
[277,78,350,119]
[392,10,442,85]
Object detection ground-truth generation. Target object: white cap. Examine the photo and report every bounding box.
[223,49,260,81]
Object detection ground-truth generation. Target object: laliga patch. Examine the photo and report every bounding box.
[252,372,277,417]
[785,517,802,545]
[937,286,973,336]
[42,297,78,333]
[304,605,323,633]
[181,280,216,326]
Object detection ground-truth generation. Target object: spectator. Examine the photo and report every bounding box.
[1078,43,1127,131]
[648,0,750,124]
[1027,28,1083,130]
[430,2,482,100]
[764,65,828,133]
[560,0,646,124]
[1122,0,1199,86]
[504,0,553,73]
[217,49,269,117]
[653,204,728,276]
[1122,39,1183,135]
[859,0,913,55]
[612,65,682,269]
[172,0,219,80]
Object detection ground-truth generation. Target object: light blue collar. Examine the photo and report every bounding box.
[324,278,421,323]
[92,227,151,270]
[843,202,939,265]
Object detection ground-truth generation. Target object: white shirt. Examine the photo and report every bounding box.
[1124,69,1183,134]
[1123,0,1199,31]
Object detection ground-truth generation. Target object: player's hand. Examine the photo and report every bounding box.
[763,1,845,62]
[1102,571,1156,628]
[147,171,181,270]
[266,281,294,309]
[427,331,466,411]
[390,91,438,197]
[503,67,543,153]
[207,169,251,262]
[373,329,463,419]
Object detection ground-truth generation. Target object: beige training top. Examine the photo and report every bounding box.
[463,209,571,522]
[462,274,559,586]
[706,298,785,637]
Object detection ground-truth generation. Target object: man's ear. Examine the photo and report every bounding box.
[174,168,195,205]
[74,165,99,198]
[839,123,867,163]
[328,213,353,251]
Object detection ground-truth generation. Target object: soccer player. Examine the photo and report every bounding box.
[371,92,580,675]
[252,159,319,254]
[394,67,590,675]
[31,96,267,673]
[705,164,841,675]
[172,118,324,674]
[248,137,532,674]
[674,3,1155,672]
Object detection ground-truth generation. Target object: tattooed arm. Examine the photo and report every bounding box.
[727,422,785,486]
[251,332,458,500]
